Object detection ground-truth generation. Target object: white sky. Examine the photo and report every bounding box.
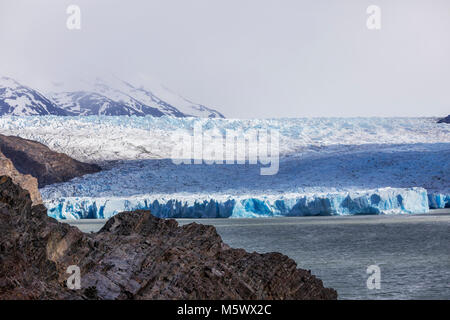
[0,0,449,118]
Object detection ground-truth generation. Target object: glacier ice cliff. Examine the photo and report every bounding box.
[428,193,450,209]
[46,187,430,219]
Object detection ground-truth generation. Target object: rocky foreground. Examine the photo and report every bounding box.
[0,176,337,300]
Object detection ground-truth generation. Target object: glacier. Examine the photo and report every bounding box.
[1,115,449,163]
[0,116,448,219]
[46,188,430,219]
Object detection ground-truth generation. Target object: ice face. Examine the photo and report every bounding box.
[0,116,448,219]
[45,187,430,219]
[428,194,450,209]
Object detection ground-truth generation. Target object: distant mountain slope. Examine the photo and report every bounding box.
[0,77,68,116]
[50,91,166,117]
[438,115,450,124]
[0,75,224,118]
[0,133,101,187]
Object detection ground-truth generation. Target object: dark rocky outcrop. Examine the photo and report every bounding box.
[437,115,450,124]
[0,134,101,187]
[0,176,337,300]
[0,150,42,205]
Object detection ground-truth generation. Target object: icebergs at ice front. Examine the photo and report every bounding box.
[45,187,430,219]
[427,193,450,209]
[231,188,429,217]
[45,197,236,220]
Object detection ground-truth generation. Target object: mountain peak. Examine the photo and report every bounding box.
[0,75,224,118]
[0,77,68,116]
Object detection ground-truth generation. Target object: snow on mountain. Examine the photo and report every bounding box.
[47,76,225,118]
[50,91,166,116]
[116,74,225,118]
[0,75,225,118]
[0,77,68,116]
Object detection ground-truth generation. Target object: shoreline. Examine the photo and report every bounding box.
[63,208,450,233]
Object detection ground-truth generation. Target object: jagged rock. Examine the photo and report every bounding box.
[0,176,337,300]
[0,134,101,187]
[0,151,42,205]
[437,115,450,124]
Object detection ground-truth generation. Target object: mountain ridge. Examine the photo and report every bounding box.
[0,76,224,118]
[0,77,69,116]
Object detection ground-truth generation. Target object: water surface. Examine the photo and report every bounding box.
[67,211,450,300]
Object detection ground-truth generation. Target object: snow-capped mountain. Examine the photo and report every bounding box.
[49,76,186,117]
[50,91,168,117]
[0,75,224,118]
[0,77,68,116]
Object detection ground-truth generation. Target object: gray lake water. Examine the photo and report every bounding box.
[66,210,450,300]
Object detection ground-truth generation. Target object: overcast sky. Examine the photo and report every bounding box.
[0,0,449,118]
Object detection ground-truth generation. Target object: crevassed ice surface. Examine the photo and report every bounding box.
[0,116,448,218]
